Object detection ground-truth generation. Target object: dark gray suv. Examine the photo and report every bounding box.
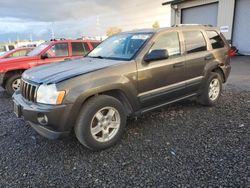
[13,25,231,150]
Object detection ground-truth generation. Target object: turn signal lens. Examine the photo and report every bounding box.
[56,91,66,105]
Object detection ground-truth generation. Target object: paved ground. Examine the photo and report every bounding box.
[0,57,249,187]
[226,56,250,90]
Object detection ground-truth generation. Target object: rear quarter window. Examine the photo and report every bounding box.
[83,42,90,55]
[72,42,85,56]
[183,31,207,54]
[72,42,90,56]
[206,30,225,49]
[91,42,100,49]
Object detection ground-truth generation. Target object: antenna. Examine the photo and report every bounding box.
[51,22,55,39]
[30,33,33,41]
[96,16,101,40]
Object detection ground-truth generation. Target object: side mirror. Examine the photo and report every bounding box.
[144,49,169,63]
[41,53,49,59]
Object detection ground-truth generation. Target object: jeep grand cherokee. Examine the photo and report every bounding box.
[13,26,231,150]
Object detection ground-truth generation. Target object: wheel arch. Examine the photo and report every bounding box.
[204,61,226,83]
[65,87,139,131]
[2,69,26,88]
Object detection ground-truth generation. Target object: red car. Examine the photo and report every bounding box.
[0,47,34,59]
[0,39,100,94]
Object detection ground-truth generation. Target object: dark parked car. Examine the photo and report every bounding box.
[13,25,231,150]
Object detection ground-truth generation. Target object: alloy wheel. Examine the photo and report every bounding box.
[208,78,220,101]
[90,107,121,142]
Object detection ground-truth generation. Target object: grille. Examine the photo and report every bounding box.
[20,79,38,102]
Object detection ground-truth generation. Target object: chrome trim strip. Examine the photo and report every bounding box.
[138,76,203,99]
[141,93,197,113]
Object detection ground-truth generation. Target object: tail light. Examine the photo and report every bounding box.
[228,47,237,57]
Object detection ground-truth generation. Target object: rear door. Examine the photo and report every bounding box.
[137,31,187,108]
[182,30,210,93]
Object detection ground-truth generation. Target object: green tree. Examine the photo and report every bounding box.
[152,21,160,29]
[106,27,122,37]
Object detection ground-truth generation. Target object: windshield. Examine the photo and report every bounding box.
[88,33,152,60]
[0,51,9,57]
[27,42,50,56]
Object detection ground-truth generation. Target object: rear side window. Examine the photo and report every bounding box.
[72,42,85,56]
[183,31,207,54]
[8,50,30,58]
[150,32,181,58]
[83,43,90,55]
[19,50,30,56]
[9,51,21,58]
[206,31,225,49]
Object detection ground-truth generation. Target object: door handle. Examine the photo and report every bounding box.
[205,55,213,60]
[173,63,184,68]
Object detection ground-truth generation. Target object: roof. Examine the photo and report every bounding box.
[162,0,185,6]
[119,25,217,35]
[47,39,101,43]
[122,28,158,34]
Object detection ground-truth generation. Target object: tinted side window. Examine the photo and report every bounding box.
[46,43,69,57]
[91,42,100,49]
[83,43,90,55]
[8,45,15,51]
[150,32,181,58]
[183,31,207,54]
[9,51,20,58]
[72,42,85,56]
[19,50,30,56]
[206,31,225,49]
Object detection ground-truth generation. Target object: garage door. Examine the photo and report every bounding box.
[233,0,250,55]
[181,3,218,26]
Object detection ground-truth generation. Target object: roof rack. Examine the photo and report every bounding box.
[174,24,213,27]
[50,38,66,41]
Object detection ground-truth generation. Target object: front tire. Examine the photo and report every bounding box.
[75,95,127,151]
[198,72,222,106]
[6,74,22,95]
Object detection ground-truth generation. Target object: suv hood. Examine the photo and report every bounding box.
[22,57,126,84]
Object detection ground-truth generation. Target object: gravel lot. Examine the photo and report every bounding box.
[0,58,250,187]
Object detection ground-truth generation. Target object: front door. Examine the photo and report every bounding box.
[137,31,186,108]
[38,43,69,65]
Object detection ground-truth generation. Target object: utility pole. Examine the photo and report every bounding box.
[96,15,101,40]
[51,22,55,39]
[30,33,33,42]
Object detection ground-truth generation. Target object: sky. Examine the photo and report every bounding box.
[0,0,171,42]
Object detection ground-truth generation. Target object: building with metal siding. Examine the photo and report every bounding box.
[163,0,250,55]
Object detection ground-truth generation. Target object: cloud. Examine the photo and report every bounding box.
[0,0,123,22]
[0,0,171,41]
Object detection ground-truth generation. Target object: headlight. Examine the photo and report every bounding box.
[36,84,65,105]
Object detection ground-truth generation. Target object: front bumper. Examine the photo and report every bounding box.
[0,73,4,86]
[13,91,73,139]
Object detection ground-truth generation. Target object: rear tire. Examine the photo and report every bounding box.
[6,74,22,95]
[198,72,222,106]
[75,95,127,151]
